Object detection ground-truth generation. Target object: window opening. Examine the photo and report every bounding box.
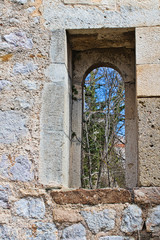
[82,67,125,189]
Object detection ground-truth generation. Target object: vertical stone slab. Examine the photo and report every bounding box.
[40,30,71,187]
[70,84,82,188]
[125,82,138,188]
[136,26,160,186]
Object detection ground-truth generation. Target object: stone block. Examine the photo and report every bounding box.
[25,222,57,240]
[53,209,83,223]
[136,27,160,64]
[125,119,137,188]
[117,0,159,10]
[63,0,116,9]
[15,197,45,219]
[40,82,70,187]
[41,83,65,132]
[136,64,160,97]
[0,225,17,240]
[121,205,143,233]
[13,61,38,75]
[40,131,63,185]
[0,80,11,91]
[11,0,28,4]
[81,209,116,234]
[50,29,67,65]
[146,206,160,233]
[0,111,28,144]
[51,188,131,205]
[22,80,37,90]
[99,237,135,240]
[134,187,160,205]
[3,31,33,49]
[125,82,136,120]
[44,63,68,85]
[0,155,34,181]
[0,185,10,209]
[61,223,86,240]
[137,98,160,186]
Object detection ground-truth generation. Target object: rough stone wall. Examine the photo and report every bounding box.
[0,0,160,239]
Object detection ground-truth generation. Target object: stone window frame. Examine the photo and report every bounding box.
[40,28,138,189]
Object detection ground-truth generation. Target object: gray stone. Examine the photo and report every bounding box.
[13,62,37,75]
[22,80,37,90]
[10,155,34,181]
[0,111,28,144]
[9,18,20,24]
[146,205,160,233]
[0,80,11,91]
[0,155,10,178]
[33,17,40,24]
[15,98,32,109]
[27,6,36,13]
[81,209,116,234]
[43,1,160,31]
[15,197,45,219]
[11,0,28,4]
[99,236,135,240]
[121,205,143,233]
[61,223,86,240]
[3,32,33,49]
[26,222,57,240]
[0,185,10,209]
[0,225,17,240]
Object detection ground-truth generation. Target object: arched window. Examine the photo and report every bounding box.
[82,67,125,189]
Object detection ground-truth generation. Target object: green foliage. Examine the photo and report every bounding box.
[82,67,125,189]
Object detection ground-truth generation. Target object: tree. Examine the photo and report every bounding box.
[82,67,125,189]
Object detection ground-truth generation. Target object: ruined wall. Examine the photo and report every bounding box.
[0,0,160,239]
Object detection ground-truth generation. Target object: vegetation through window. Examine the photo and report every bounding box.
[82,67,125,189]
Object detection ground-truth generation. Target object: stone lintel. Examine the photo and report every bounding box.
[134,187,160,206]
[51,188,131,205]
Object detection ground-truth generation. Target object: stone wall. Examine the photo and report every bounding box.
[0,186,160,239]
[0,0,160,239]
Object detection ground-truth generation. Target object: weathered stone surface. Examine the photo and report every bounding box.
[51,189,131,205]
[22,80,37,90]
[0,155,34,181]
[11,0,28,4]
[121,205,143,233]
[0,225,17,240]
[50,29,67,64]
[146,206,160,233]
[15,198,45,219]
[13,62,37,75]
[3,32,33,49]
[53,209,83,223]
[61,223,86,240]
[136,27,160,65]
[117,0,159,10]
[137,98,160,186]
[0,80,11,91]
[26,222,57,240]
[0,185,10,208]
[64,0,116,9]
[99,237,135,240]
[40,82,70,187]
[0,111,28,144]
[10,155,34,181]
[134,187,160,205]
[81,209,116,234]
[136,64,160,97]
[68,28,135,51]
[43,0,160,30]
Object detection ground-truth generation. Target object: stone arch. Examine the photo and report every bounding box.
[70,48,137,188]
